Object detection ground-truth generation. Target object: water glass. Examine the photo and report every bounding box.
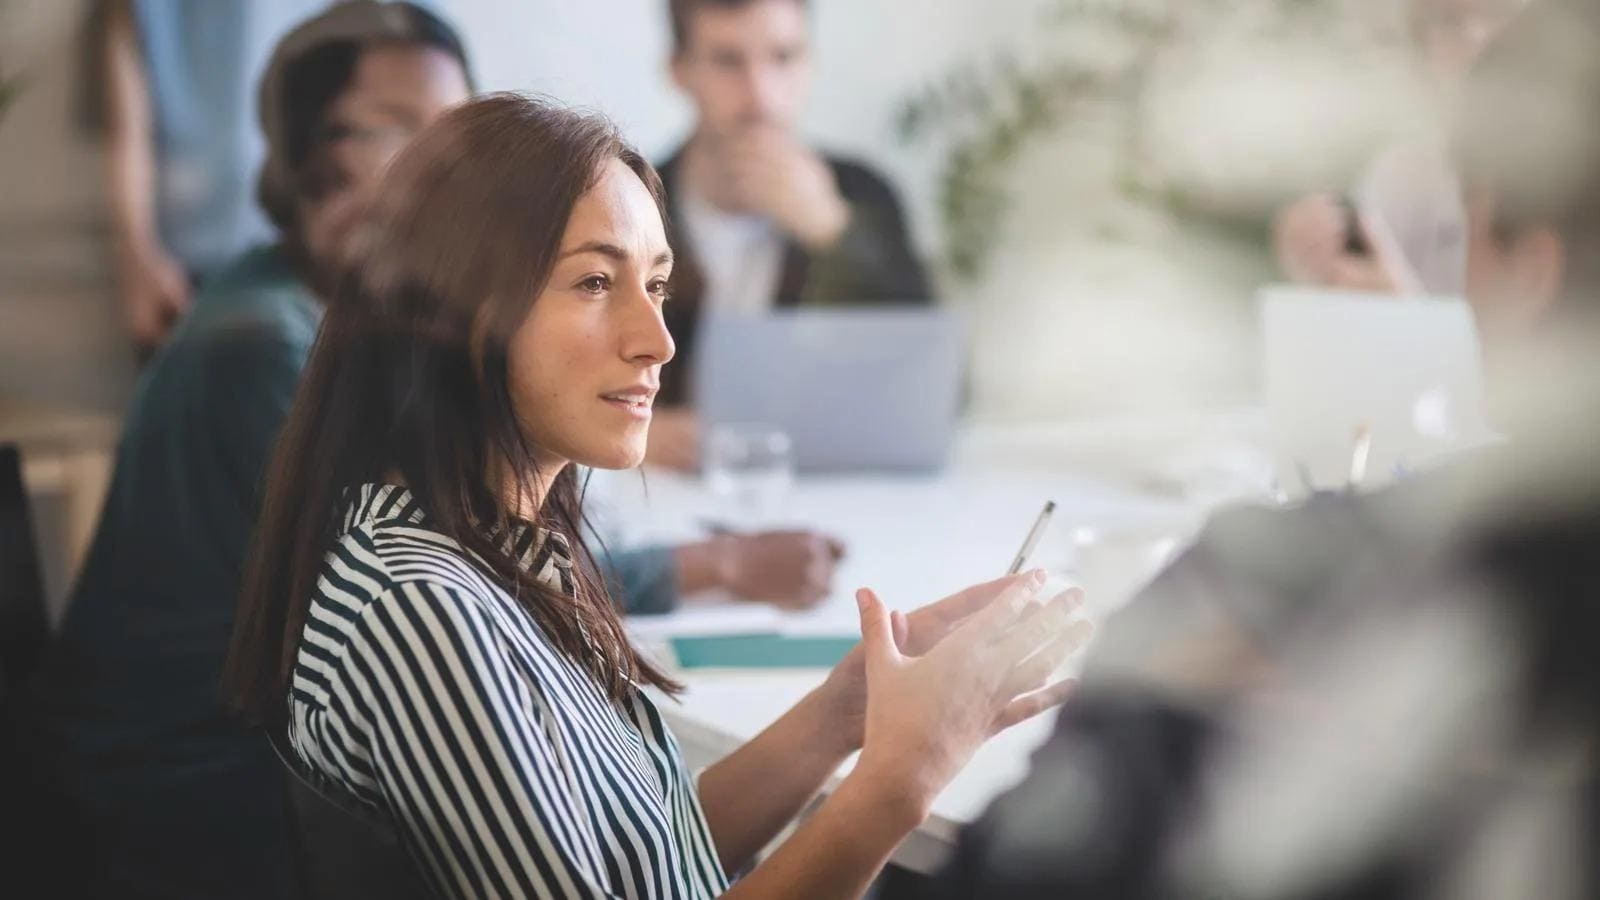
[703,424,795,527]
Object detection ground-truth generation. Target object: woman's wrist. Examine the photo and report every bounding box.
[834,760,932,838]
[791,683,861,763]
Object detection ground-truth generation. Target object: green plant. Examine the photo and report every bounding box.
[897,0,1358,281]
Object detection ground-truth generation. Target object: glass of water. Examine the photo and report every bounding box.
[703,424,795,527]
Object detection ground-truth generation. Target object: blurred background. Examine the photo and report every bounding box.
[0,0,1454,603]
[1,0,1444,416]
[8,1,1600,897]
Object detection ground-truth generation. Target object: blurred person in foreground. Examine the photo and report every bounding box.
[919,1,1600,895]
[1272,0,1525,297]
[648,0,933,469]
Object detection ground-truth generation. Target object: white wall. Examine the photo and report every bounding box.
[0,0,137,414]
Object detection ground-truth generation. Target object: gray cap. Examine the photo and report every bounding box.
[256,1,467,230]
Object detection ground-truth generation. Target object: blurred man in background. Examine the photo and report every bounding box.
[1272,0,1525,297]
[923,2,1600,894]
[649,0,932,468]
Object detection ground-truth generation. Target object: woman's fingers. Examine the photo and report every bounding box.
[891,609,909,653]
[960,571,1048,640]
[987,587,1084,661]
[911,572,1041,635]
[999,617,1094,699]
[855,588,902,671]
[991,677,1079,734]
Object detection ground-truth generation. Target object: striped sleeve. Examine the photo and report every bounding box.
[326,580,626,900]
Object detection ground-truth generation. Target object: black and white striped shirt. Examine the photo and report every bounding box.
[289,484,729,899]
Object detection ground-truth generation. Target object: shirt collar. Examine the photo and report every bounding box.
[338,483,576,578]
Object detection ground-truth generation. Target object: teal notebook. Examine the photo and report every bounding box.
[670,633,859,669]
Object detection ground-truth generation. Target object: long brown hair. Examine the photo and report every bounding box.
[224,93,680,725]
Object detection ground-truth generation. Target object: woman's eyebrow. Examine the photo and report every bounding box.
[558,241,674,267]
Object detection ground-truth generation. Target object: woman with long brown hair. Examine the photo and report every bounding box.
[223,93,1090,899]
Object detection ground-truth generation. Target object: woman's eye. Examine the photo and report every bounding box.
[648,279,671,302]
[578,275,609,294]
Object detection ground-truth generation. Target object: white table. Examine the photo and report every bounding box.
[598,414,1270,873]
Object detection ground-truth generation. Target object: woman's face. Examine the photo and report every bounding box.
[508,158,675,472]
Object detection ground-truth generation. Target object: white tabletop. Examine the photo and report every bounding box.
[600,413,1271,873]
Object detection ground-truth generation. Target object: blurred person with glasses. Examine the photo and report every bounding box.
[91,0,366,355]
[16,5,473,896]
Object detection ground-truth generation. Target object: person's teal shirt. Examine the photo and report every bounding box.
[31,244,316,897]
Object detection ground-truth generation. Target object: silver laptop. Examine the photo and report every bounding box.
[693,309,964,472]
[1260,286,1491,493]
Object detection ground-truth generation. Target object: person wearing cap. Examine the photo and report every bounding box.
[19,5,473,896]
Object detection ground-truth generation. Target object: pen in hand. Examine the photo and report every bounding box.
[1007,501,1056,576]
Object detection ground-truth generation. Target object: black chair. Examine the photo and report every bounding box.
[266,727,432,900]
[0,442,73,896]
[0,443,47,697]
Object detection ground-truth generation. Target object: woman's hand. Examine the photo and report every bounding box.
[116,238,191,352]
[698,572,1091,884]
[844,572,1092,818]
[814,571,1090,766]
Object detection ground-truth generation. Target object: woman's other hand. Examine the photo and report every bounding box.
[820,572,1092,807]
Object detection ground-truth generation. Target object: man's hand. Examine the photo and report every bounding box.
[716,129,849,250]
[1272,193,1396,292]
[116,240,191,352]
[716,530,845,609]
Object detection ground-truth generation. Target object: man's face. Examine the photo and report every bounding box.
[670,0,811,142]
[300,43,472,272]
